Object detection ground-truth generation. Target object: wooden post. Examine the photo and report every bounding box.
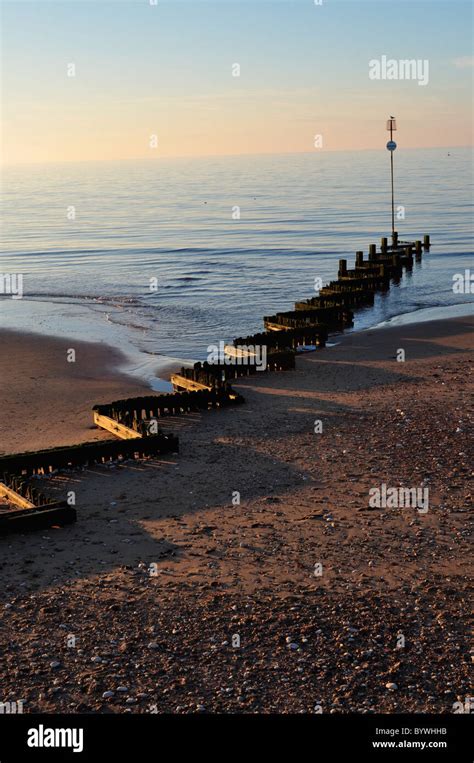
[368,244,377,261]
[415,240,422,256]
[392,231,398,248]
[381,237,388,253]
[338,259,347,277]
[0,483,35,509]
[356,251,364,266]
[424,234,430,249]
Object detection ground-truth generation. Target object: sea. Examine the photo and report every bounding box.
[1,147,473,389]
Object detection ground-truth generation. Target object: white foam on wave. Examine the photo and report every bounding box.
[370,301,474,329]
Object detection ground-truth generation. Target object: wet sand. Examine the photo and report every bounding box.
[0,330,147,454]
[0,316,472,713]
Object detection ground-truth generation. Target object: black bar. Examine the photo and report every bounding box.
[0,713,471,761]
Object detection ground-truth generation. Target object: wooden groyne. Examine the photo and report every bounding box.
[0,500,75,535]
[170,231,428,389]
[0,387,244,532]
[0,476,74,535]
[0,230,429,533]
[0,433,178,480]
[0,413,178,534]
[172,352,295,391]
[264,306,353,331]
[93,387,245,427]
[232,326,328,350]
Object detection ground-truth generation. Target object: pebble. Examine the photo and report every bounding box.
[102,691,114,699]
[0,361,470,716]
[49,661,61,669]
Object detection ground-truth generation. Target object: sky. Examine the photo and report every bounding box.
[1,0,473,164]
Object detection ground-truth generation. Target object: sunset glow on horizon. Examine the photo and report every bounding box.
[1,0,473,166]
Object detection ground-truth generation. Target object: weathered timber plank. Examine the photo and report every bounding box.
[0,433,179,477]
[0,483,35,509]
[93,411,141,440]
[224,345,258,359]
[170,374,212,392]
[0,503,76,535]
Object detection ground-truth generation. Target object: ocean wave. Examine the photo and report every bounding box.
[17,293,143,305]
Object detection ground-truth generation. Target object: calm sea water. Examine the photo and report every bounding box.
[1,148,473,387]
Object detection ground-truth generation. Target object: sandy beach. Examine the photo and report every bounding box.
[0,331,148,454]
[0,316,471,713]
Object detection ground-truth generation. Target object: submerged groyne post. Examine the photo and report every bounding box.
[424,234,430,249]
[392,253,402,280]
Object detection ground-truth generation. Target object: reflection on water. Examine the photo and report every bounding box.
[1,148,473,382]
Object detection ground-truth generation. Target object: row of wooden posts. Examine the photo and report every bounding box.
[0,430,179,533]
[0,231,429,533]
[0,501,75,535]
[0,474,74,535]
[0,432,180,481]
[173,232,430,388]
[174,350,296,387]
[0,385,242,531]
[3,476,51,506]
[93,385,245,433]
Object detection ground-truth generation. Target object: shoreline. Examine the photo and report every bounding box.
[1,311,472,454]
[0,315,471,713]
[0,330,147,454]
[368,300,474,330]
[1,299,473,401]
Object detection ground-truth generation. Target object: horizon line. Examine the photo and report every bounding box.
[2,144,472,169]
